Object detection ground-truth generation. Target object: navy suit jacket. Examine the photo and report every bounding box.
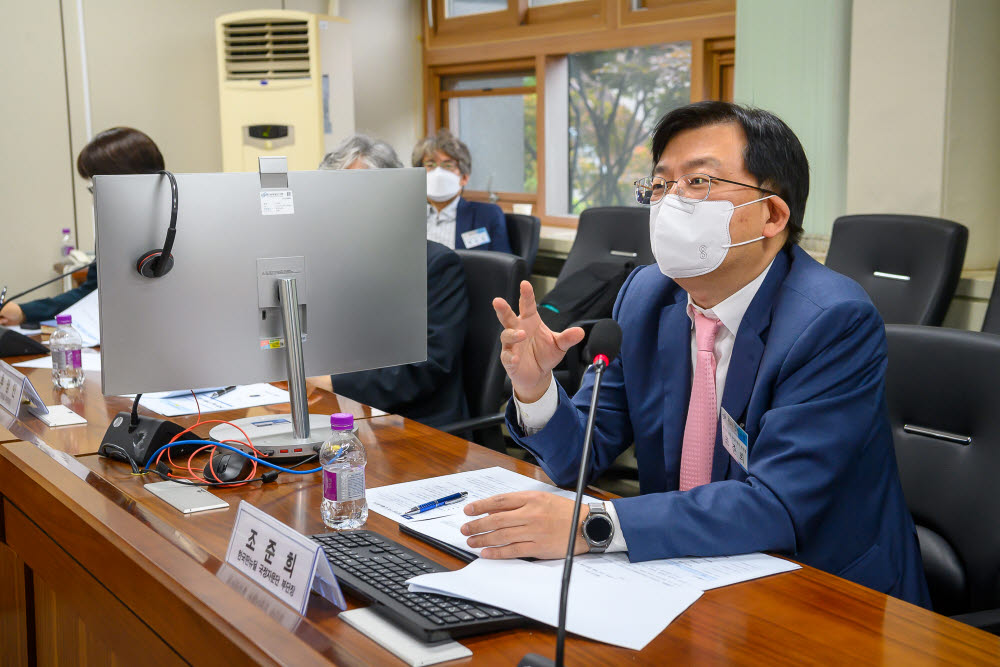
[455,198,512,254]
[507,246,930,607]
[20,263,97,324]
[333,241,469,428]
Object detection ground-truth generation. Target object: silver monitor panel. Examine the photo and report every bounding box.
[94,168,427,397]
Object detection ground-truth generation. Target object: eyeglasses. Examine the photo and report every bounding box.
[423,159,460,173]
[633,173,775,206]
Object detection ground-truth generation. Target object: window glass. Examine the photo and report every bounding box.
[449,93,537,194]
[443,73,535,91]
[568,42,691,212]
[446,0,508,18]
[529,0,583,6]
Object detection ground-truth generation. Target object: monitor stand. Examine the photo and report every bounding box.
[209,277,332,462]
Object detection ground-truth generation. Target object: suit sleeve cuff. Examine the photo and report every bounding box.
[512,374,558,435]
[604,500,629,553]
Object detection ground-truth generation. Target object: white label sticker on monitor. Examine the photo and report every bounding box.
[260,190,295,216]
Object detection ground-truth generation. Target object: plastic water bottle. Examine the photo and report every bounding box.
[50,314,84,389]
[60,228,73,258]
[320,413,368,529]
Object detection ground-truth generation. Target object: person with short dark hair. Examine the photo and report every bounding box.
[460,101,931,608]
[323,134,471,427]
[0,127,164,326]
[412,129,512,254]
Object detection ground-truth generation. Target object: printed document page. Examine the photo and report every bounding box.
[57,290,100,347]
[137,383,290,417]
[409,557,702,651]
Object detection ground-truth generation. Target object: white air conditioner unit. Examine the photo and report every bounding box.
[215,10,355,172]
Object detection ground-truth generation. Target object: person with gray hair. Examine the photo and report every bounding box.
[320,134,404,170]
[412,128,512,254]
[322,132,471,428]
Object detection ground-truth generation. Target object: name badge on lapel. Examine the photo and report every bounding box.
[720,408,749,472]
[461,227,491,248]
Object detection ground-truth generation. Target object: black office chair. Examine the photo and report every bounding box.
[885,325,1000,633]
[505,213,541,273]
[979,258,1000,335]
[556,206,655,391]
[439,250,528,452]
[825,214,967,326]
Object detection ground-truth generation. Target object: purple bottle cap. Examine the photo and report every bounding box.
[330,413,354,430]
[56,315,72,325]
[62,228,71,234]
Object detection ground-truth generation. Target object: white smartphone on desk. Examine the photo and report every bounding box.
[144,481,229,514]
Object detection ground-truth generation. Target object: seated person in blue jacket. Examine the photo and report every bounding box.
[321,134,470,427]
[411,129,512,254]
[0,127,164,326]
[459,101,931,607]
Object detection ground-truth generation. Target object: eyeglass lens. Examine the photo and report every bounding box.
[634,174,712,205]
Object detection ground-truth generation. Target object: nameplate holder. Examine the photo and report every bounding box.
[224,500,346,615]
[0,361,47,418]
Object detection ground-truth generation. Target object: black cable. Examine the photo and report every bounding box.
[286,453,318,470]
[142,462,278,487]
[5,259,97,303]
[130,394,142,428]
[102,444,141,474]
[154,170,178,277]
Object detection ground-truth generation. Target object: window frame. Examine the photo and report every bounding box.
[423,0,735,227]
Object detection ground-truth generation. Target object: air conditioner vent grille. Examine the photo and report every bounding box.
[223,19,311,80]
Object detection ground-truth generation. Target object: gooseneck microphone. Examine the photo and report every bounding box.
[520,318,623,667]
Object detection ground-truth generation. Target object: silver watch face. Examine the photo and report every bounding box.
[584,513,614,547]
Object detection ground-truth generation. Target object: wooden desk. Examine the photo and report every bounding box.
[2,405,999,665]
[3,355,381,455]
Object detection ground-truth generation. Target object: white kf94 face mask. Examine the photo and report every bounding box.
[649,193,774,279]
[426,167,462,202]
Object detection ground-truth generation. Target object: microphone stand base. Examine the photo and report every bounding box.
[517,654,556,667]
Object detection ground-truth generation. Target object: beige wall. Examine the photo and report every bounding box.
[0,0,422,305]
[0,3,77,299]
[941,0,1000,271]
[846,0,1000,274]
[846,0,952,218]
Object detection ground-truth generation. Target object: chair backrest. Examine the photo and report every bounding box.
[825,214,967,326]
[885,324,1000,616]
[980,258,1000,334]
[505,213,541,272]
[455,250,528,418]
[557,207,654,282]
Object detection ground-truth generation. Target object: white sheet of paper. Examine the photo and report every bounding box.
[137,383,290,417]
[29,404,87,427]
[367,467,597,555]
[56,290,100,347]
[14,348,102,372]
[340,608,472,666]
[409,557,702,651]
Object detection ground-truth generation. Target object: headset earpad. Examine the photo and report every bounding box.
[136,250,174,278]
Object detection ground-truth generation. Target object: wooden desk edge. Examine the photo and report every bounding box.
[0,441,357,666]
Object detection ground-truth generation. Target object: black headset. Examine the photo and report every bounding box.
[135,170,178,278]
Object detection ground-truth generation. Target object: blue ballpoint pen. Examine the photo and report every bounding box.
[405,491,469,515]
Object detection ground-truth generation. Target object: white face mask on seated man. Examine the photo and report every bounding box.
[649,193,775,280]
[426,167,462,202]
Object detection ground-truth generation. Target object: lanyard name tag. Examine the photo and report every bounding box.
[720,407,749,472]
[461,227,491,248]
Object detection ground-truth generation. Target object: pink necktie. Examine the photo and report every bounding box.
[678,310,722,492]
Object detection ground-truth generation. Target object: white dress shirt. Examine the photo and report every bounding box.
[513,260,774,553]
[426,199,459,248]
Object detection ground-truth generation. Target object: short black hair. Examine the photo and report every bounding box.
[650,102,809,247]
[77,127,165,178]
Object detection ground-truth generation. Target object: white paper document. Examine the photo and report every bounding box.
[136,383,290,417]
[367,467,597,555]
[56,290,100,347]
[14,348,102,372]
[409,557,703,651]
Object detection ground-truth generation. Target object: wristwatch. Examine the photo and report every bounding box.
[582,502,615,553]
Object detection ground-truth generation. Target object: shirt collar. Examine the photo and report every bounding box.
[427,197,460,223]
[686,259,775,337]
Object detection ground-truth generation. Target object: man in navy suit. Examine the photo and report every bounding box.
[412,129,512,254]
[459,102,930,607]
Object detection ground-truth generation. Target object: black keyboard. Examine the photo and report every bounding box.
[311,530,525,642]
